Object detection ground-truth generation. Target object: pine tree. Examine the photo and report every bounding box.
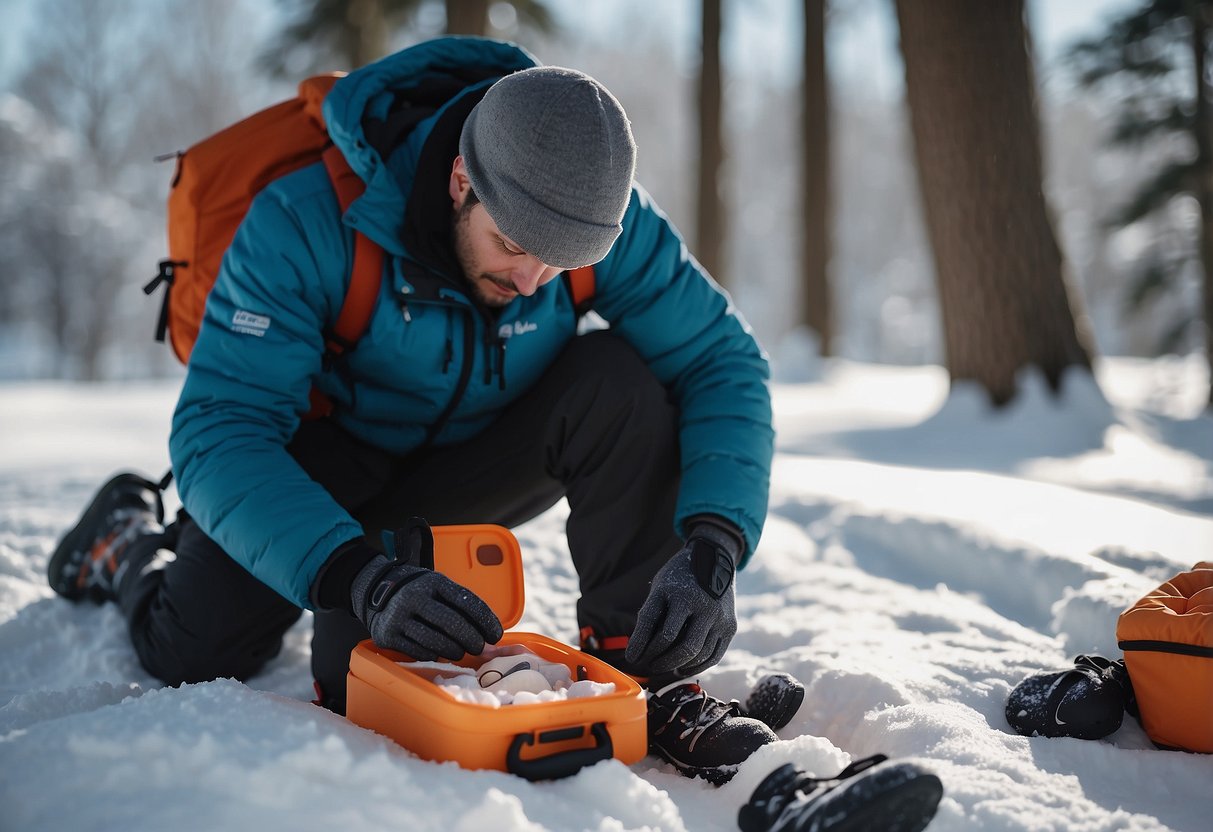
[1070,0,1213,406]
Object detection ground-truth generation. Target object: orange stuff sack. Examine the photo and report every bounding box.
[148,74,349,363]
[1116,562,1213,753]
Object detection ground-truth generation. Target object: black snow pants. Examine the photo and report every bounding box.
[118,333,684,713]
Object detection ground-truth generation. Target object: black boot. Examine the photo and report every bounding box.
[738,755,943,832]
[744,672,806,732]
[647,682,778,785]
[48,472,172,603]
[1005,654,1137,741]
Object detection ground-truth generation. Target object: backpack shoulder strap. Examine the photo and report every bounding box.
[306,146,384,420]
[564,265,596,319]
[321,145,383,355]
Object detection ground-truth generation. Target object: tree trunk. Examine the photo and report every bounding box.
[446,0,490,36]
[895,0,1094,406]
[697,0,726,283]
[801,0,832,355]
[1188,0,1213,408]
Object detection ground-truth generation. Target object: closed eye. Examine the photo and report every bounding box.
[496,237,525,256]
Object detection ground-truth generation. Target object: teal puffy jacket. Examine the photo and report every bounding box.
[170,38,773,608]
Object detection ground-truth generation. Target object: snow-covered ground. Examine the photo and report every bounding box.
[2,355,1211,831]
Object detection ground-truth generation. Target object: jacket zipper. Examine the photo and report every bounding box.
[482,324,510,390]
[400,263,507,447]
[423,304,476,446]
[496,335,507,390]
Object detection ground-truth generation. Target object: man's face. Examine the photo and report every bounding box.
[449,158,563,308]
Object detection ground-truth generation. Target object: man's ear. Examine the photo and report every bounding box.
[449,156,470,208]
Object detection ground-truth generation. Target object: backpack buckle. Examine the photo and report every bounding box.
[145,260,186,343]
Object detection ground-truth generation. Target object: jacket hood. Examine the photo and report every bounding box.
[323,37,539,254]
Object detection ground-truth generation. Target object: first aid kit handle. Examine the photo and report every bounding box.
[506,721,613,781]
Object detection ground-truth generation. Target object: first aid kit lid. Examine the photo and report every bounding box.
[431,525,525,630]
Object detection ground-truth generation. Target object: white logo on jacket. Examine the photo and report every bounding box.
[231,309,271,337]
[499,321,537,339]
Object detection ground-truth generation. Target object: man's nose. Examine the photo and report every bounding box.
[513,259,558,296]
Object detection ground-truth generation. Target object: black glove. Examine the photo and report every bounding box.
[349,520,502,661]
[625,518,744,679]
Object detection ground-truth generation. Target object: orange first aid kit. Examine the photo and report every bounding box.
[345,525,648,779]
[1116,561,1213,753]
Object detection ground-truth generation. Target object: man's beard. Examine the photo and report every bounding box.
[453,203,514,308]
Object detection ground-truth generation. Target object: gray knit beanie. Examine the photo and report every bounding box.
[459,66,637,269]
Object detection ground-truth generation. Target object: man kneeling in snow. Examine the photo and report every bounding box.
[48,37,782,785]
